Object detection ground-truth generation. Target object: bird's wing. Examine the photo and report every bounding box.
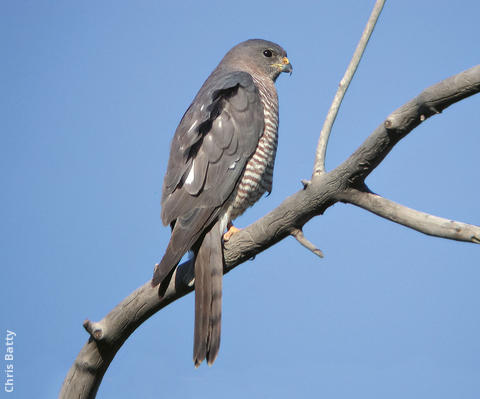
[161,70,264,225]
[152,70,264,286]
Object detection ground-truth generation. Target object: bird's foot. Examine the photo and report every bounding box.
[223,223,241,241]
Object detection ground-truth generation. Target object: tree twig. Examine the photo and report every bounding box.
[339,188,480,243]
[313,0,386,176]
[291,228,324,258]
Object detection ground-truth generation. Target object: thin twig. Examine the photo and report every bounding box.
[339,189,480,244]
[313,0,386,176]
[291,228,324,258]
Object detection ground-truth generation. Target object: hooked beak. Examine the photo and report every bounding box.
[281,56,293,74]
[272,56,293,75]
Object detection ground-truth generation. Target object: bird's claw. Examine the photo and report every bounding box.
[223,224,241,241]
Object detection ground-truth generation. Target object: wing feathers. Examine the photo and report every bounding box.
[161,70,264,227]
[152,207,217,287]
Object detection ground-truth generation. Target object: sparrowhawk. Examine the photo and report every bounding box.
[152,39,292,367]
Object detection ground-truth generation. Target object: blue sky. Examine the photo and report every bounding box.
[1,1,479,398]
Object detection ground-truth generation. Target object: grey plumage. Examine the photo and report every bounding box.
[152,39,292,366]
[193,221,223,365]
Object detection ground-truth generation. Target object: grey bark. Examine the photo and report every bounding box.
[59,65,480,398]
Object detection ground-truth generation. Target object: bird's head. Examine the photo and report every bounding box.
[221,39,292,81]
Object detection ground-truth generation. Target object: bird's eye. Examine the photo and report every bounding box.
[263,49,273,57]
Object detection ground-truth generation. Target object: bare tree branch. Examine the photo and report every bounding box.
[339,188,480,243]
[313,0,386,176]
[59,63,480,398]
[335,64,480,184]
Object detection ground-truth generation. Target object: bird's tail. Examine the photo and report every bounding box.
[193,221,223,367]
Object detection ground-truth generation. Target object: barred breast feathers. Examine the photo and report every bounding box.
[226,75,279,221]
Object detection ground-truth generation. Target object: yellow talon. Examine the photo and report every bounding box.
[223,224,241,241]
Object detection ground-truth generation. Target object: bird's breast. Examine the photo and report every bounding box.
[228,77,279,221]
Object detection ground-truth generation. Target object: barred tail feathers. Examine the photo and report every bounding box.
[193,221,223,367]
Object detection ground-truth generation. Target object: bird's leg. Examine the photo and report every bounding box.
[223,222,241,242]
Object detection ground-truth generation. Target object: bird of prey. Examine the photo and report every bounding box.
[152,39,292,367]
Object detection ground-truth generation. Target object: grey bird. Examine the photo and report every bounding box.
[152,39,292,367]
